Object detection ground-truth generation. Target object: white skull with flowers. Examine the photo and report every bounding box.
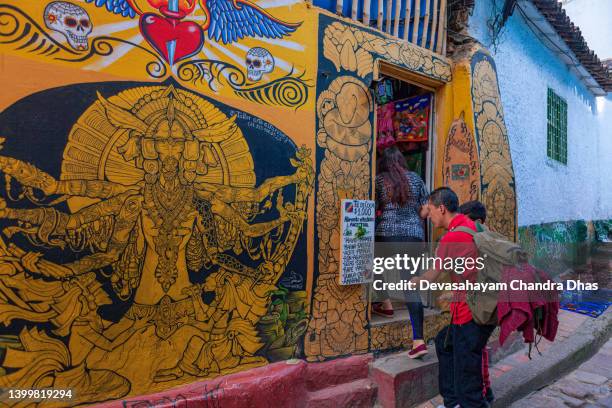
[245,47,275,82]
[44,1,93,51]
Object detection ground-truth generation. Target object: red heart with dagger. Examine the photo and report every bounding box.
[140,13,204,65]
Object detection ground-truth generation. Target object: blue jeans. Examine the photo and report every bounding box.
[375,235,425,340]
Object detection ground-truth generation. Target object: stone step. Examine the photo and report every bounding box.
[592,244,612,256]
[305,378,378,408]
[305,354,372,392]
[371,350,439,408]
[371,307,441,327]
[590,251,612,261]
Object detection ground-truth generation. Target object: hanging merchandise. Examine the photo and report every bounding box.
[394,94,431,142]
[376,103,396,151]
[375,79,394,105]
[405,150,425,176]
[402,141,422,151]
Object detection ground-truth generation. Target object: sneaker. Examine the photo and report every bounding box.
[408,343,428,359]
[372,303,394,317]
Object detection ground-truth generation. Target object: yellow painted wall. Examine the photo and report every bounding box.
[0,0,318,403]
[0,0,515,403]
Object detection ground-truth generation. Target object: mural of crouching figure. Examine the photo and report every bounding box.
[154,267,275,381]
[0,272,150,405]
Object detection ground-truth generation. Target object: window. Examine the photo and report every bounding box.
[547,88,567,164]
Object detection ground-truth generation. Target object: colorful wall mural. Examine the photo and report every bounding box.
[0,0,318,404]
[0,0,520,403]
[0,82,314,403]
[442,112,481,205]
[437,47,517,242]
[470,51,517,242]
[0,1,316,111]
[518,218,612,276]
[519,220,587,275]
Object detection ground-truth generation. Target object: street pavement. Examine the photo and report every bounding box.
[510,338,612,407]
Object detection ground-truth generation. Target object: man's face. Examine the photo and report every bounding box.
[427,201,446,229]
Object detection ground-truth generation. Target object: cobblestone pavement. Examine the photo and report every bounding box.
[509,338,612,408]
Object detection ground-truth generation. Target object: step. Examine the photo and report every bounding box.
[305,354,373,392]
[371,350,439,408]
[590,252,612,262]
[305,378,378,408]
[591,244,612,258]
[593,242,612,252]
[95,359,310,408]
[370,307,441,327]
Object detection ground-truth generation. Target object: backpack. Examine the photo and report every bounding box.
[449,224,560,357]
[452,224,529,326]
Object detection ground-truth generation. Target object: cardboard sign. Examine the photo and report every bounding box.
[339,199,375,285]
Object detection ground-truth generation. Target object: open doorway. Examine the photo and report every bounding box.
[371,72,435,326]
[374,75,433,193]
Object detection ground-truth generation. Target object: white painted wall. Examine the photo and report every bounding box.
[468,1,612,227]
[596,95,612,218]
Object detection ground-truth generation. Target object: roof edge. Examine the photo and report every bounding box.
[528,0,611,93]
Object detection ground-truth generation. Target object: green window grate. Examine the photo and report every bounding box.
[547,88,567,164]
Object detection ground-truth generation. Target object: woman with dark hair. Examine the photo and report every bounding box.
[374,146,429,358]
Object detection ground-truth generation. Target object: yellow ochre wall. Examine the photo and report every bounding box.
[305,13,516,358]
[0,1,515,404]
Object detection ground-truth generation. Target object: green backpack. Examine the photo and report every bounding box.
[452,223,527,326]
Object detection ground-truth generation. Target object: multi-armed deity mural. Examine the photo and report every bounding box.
[0,83,314,402]
[0,0,316,405]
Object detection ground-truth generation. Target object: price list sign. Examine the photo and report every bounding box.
[339,199,375,285]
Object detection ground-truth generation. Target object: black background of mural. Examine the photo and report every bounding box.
[0,80,308,336]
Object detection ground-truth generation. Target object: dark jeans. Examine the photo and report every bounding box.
[375,235,425,340]
[435,322,495,408]
[405,284,424,340]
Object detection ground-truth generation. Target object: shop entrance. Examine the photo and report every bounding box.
[374,77,432,185]
[371,70,436,326]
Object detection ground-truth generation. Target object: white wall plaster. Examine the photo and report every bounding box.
[468,1,612,227]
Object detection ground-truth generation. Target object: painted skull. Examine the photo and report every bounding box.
[44,1,92,51]
[245,47,274,82]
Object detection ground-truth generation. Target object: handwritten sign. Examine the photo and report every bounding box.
[339,199,375,285]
